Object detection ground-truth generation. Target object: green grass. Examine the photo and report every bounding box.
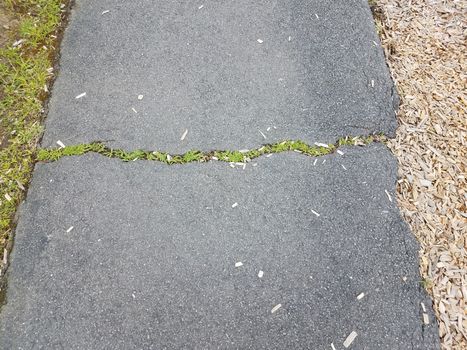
[0,0,68,262]
[36,136,376,164]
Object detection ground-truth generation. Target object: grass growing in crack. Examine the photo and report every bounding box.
[37,136,375,164]
[0,0,68,264]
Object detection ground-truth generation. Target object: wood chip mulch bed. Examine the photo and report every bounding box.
[375,1,466,348]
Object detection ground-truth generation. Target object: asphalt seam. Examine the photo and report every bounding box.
[37,135,384,164]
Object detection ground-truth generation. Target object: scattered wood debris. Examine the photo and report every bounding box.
[231,202,238,208]
[75,92,86,99]
[384,190,392,203]
[235,262,243,268]
[56,140,65,148]
[180,129,188,141]
[66,226,74,233]
[314,142,329,148]
[376,1,466,348]
[311,209,320,217]
[343,331,357,348]
[357,292,365,300]
[101,10,110,15]
[271,304,282,313]
[259,130,267,139]
[258,270,264,278]
[137,94,143,100]
[337,150,344,156]
[257,39,263,44]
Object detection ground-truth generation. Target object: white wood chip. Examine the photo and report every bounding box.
[198,4,204,9]
[235,262,243,268]
[166,154,172,161]
[315,13,319,19]
[384,190,393,202]
[331,343,336,350]
[337,150,344,155]
[131,107,137,114]
[313,159,318,166]
[4,193,12,202]
[341,164,347,170]
[180,129,188,141]
[266,154,273,158]
[343,331,358,348]
[271,304,282,313]
[75,92,86,99]
[66,226,74,233]
[101,10,110,15]
[423,313,429,324]
[259,130,267,139]
[252,163,258,167]
[258,270,264,278]
[288,36,292,41]
[322,159,326,164]
[371,79,375,87]
[357,292,365,300]
[421,302,427,312]
[137,94,144,100]
[56,140,65,148]
[311,209,320,217]
[232,202,238,208]
[314,142,329,148]
[257,39,263,43]
[419,179,432,187]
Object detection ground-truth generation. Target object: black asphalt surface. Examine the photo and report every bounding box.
[0,1,439,349]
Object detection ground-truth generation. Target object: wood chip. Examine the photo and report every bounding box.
[257,39,263,43]
[423,313,430,325]
[235,262,243,268]
[66,226,74,233]
[75,92,86,99]
[101,10,110,15]
[259,130,267,139]
[4,193,12,202]
[331,343,336,350]
[137,94,144,100]
[56,140,65,148]
[198,4,204,9]
[258,270,264,278]
[337,150,344,155]
[343,331,358,348]
[231,202,238,208]
[131,107,137,114]
[384,190,392,202]
[314,142,329,148]
[311,209,320,217]
[180,129,188,141]
[271,304,282,313]
[357,292,365,300]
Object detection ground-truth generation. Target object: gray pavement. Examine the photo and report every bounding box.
[42,0,398,153]
[1,0,439,349]
[1,146,438,349]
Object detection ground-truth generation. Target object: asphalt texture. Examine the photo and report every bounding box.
[0,146,439,349]
[1,0,440,349]
[41,0,398,153]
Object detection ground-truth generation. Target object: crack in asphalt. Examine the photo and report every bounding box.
[37,135,383,164]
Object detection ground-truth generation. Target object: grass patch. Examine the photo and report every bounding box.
[37,136,376,164]
[0,0,68,266]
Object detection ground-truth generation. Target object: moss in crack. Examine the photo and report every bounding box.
[36,136,376,164]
